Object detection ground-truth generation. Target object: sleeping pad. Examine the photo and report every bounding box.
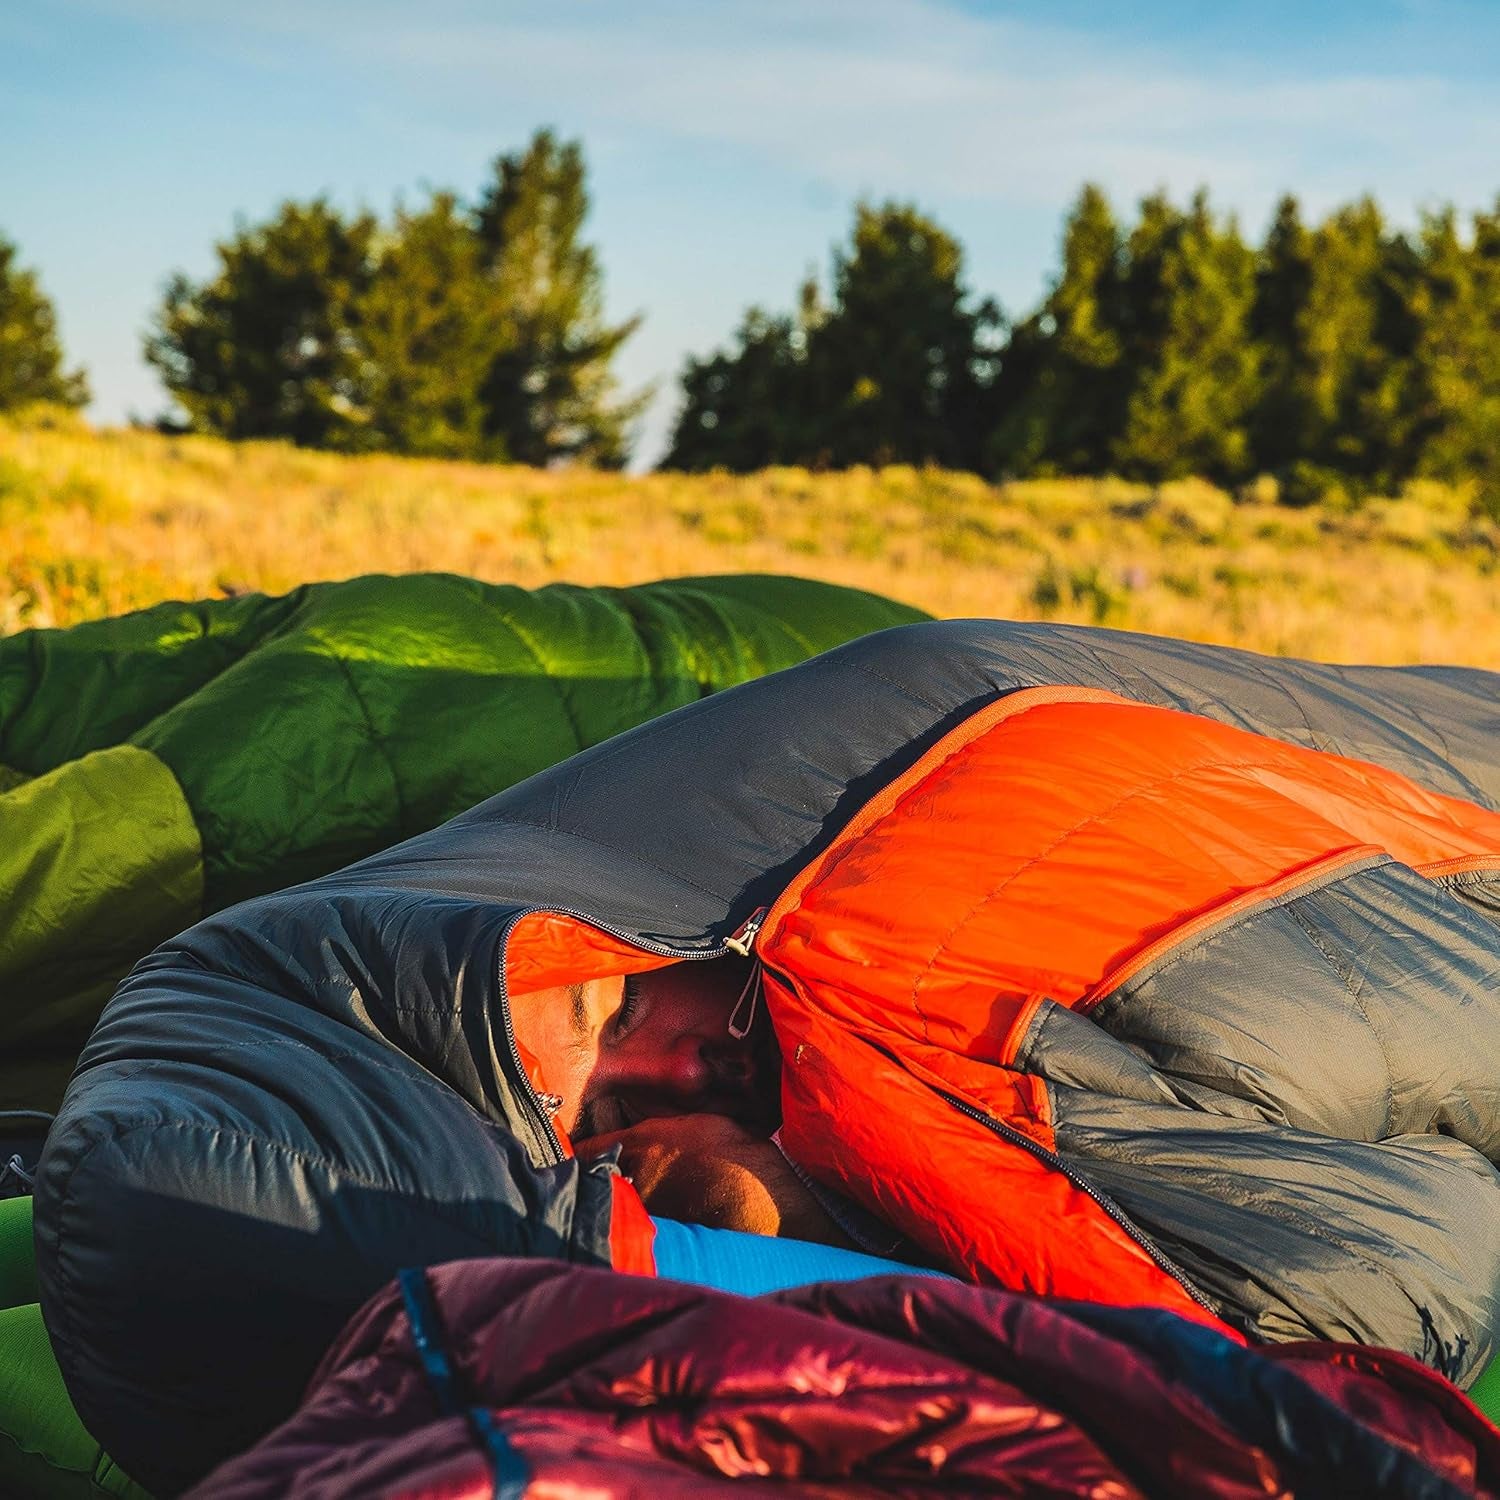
[31,618,1500,1493]
[0,571,926,1109]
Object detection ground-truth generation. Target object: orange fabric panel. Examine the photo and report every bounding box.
[505,911,679,997]
[608,1176,658,1276]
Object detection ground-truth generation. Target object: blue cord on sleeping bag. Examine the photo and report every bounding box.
[649,1217,954,1296]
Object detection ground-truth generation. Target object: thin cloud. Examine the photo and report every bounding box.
[71,0,1500,223]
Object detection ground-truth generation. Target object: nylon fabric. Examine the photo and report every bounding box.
[189,1259,1500,1499]
[0,1201,149,1499]
[33,618,1500,1491]
[648,1216,952,1295]
[0,1194,37,1308]
[0,746,201,1111]
[1474,1359,1500,1424]
[759,689,1500,1378]
[0,572,923,1106]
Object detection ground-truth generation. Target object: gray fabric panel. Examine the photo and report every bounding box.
[1052,1088,1500,1384]
[1085,860,1500,1156]
[1021,852,1500,1381]
[1447,868,1500,925]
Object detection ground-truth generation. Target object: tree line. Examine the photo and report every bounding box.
[2,129,1499,507]
[667,187,1500,509]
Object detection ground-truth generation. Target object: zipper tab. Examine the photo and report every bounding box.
[724,906,769,957]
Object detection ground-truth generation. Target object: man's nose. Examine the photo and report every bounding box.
[645,1037,717,1102]
[648,1036,756,1105]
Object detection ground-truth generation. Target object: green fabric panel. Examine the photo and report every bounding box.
[128,573,925,909]
[0,1196,37,1309]
[0,745,202,1071]
[0,590,304,776]
[1470,1354,1500,1423]
[0,1303,152,1499]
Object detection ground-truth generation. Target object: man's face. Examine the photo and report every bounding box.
[508,960,779,1143]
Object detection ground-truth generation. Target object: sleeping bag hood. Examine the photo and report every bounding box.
[33,619,1500,1493]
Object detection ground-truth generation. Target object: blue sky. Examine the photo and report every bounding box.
[6,0,1500,464]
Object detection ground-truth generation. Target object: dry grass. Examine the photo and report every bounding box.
[3,409,1498,665]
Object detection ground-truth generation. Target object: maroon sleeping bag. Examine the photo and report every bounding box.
[191,1259,1500,1498]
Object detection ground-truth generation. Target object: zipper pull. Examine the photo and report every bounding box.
[724,906,769,957]
[727,959,765,1041]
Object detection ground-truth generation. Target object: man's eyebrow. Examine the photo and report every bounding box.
[568,982,589,1040]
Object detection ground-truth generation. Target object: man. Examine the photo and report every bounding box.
[511,960,852,1244]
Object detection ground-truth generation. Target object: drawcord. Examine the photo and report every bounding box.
[0,1155,36,1196]
[727,959,765,1041]
[0,1110,52,1198]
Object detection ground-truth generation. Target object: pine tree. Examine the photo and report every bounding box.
[1250,195,1316,475]
[1250,197,1411,499]
[146,200,375,444]
[0,233,89,411]
[474,130,645,467]
[665,203,998,471]
[1112,191,1260,484]
[663,289,821,471]
[344,192,498,459]
[1407,202,1500,514]
[988,183,1124,475]
[808,203,1000,469]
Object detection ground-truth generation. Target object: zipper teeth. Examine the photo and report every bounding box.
[931,1081,1222,1317]
[496,907,757,1163]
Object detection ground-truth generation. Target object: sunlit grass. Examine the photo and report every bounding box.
[3,409,1498,665]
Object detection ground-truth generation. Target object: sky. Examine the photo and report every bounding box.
[6,0,1500,466]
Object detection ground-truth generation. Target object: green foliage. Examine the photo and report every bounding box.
[664,302,819,471]
[809,204,1001,468]
[474,131,646,468]
[1111,192,1259,485]
[988,184,1124,476]
[347,192,496,459]
[145,200,375,446]
[0,234,89,412]
[1405,202,1500,514]
[145,132,642,465]
[668,183,1500,512]
[664,202,999,471]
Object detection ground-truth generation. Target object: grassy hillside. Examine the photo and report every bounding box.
[3,412,1498,665]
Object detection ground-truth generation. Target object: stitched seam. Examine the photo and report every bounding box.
[324,649,407,835]
[1088,852,1390,1019]
[479,818,730,904]
[488,606,586,755]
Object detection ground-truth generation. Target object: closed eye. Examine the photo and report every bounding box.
[610,974,645,1042]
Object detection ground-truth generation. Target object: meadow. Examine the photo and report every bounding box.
[3,409,1498,666]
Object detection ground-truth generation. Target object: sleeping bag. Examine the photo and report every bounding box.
[32,619,1500,1493]
[189,1259,1500,1499]
[0,571,925,1109]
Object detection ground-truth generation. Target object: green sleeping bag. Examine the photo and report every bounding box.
[0,572,927,1109]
